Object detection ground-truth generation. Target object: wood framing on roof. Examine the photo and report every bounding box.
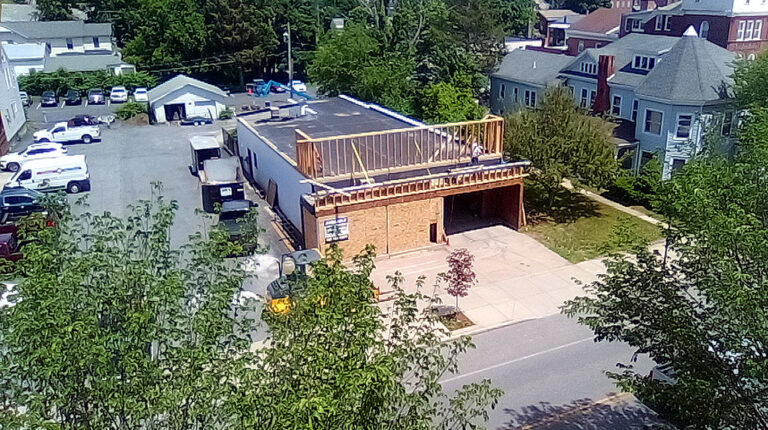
[294,115,505,180]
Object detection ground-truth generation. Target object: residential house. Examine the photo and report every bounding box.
[490,49,573,115]
[621,0,768,57]
[565,5,632,55]
[491,28,737,178]
[0,44,25,154]
[537,9,584,48]
[0,21,134,77]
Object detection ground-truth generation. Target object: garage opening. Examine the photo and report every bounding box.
[444,185,523,235]
[164,103,186,122]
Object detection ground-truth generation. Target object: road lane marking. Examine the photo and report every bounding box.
[441,336,595,384]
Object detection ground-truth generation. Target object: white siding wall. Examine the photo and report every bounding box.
[150,86,227,123]
[236,118,312,229]
[0,45,25,141]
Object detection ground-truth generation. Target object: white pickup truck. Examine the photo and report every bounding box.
[33,122,101,144]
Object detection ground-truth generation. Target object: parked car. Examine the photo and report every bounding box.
[0,142,67,172]
[133,87,148,102]
[0,188,44,221]
[41,90,58,107]
[67,115,98,127]
[109,86,128,103]
[8,155,90,194]
[0,228,22,264]
[19,91,32,107]
[33,121,101,144]
[64,89,82,106]
[290,80,307,92]
[180,115,214,126]
[87,88,105,104]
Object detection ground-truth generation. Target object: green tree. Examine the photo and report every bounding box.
[0,185,257,428]
[733,53,768,108]
[36,0,76,20]
[122,0,208,69]
[549,0,610,13]
[504,86,618,208]
[420,73,485,123]
[232,246,503,428]
[0,187,502,428]
[562,109,768,428]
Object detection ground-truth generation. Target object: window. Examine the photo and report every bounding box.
[700,21,709,38]
[524,90,537,107]
[93,37,100,48]
[722,111,733,136]
[633,55,657,71]
[738,20,763,40]
[580,88,589,108]
[513,87,518,102]
[671,158,686,173]
[5,196,33,205]
[625,18,643,32]
[655,16,663,31]
[580,62,597,74]
[612,95,622,116]
[748,53,757,60]
[589,90,596,108]
[578,41,585,52]
[66,38,74,49]
[640,151,654,169]
[500,84,506,99]
[644,109,663,135]
[567,85,575,95]
[665,15,671,31]
[52,127,65,134]
[676,114,693,138]
[18,170,31,181]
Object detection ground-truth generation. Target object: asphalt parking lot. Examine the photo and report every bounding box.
[11,120,290,255]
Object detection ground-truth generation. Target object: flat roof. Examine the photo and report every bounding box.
[245,97,415,161]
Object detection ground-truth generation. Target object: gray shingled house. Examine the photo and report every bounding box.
[491,27,737,179]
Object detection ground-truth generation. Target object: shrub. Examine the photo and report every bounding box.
[605,155,662,207]
[116,102,148,120]
[19,69,158,96]
[218,107,234,120]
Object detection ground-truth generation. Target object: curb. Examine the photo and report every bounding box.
[447,315,543,341]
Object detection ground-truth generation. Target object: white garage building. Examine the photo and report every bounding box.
[148,74,229,123]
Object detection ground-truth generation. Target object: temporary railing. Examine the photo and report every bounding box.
[295,116,505,180]
[311,161,530,212]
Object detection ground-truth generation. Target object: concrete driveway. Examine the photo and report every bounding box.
[371,225,604,331]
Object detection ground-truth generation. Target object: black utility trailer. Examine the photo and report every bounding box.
[199,158,245,213]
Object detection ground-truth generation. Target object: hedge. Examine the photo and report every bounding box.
[19,69,158,96]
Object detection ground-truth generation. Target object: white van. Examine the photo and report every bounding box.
[7,155,91,194]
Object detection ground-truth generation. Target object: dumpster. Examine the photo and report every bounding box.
[199,157,245,213]
[189,135,221,175]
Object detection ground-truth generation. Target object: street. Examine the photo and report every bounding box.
[442,314,670,429]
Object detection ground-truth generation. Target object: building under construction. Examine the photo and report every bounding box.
[236,95,529,257]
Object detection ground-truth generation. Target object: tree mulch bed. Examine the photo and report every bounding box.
[437,310,474,331]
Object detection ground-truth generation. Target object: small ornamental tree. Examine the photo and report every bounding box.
[444,248,477,310]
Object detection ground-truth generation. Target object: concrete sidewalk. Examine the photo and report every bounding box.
[371,225,604,332]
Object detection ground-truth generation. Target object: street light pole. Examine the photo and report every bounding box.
[286,22,294,99]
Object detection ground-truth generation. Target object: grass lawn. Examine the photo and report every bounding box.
[522,186,662,263]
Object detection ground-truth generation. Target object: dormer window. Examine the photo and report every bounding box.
[580,62,597,75]
[633,55,657,71]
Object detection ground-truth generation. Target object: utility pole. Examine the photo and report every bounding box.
[284,22,294,99]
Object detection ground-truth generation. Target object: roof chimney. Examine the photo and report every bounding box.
[593,55,616,114]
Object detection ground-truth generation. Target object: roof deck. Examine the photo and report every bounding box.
[242,97,506,183]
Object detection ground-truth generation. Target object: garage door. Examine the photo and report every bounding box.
[189,101,216,119]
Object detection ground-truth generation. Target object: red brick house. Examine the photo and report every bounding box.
[620,0,768,57]
[566,6,633,55]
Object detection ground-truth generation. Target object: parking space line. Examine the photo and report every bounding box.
[35,103,41,110]
[107,100,110,107]
[59,101,65,109]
